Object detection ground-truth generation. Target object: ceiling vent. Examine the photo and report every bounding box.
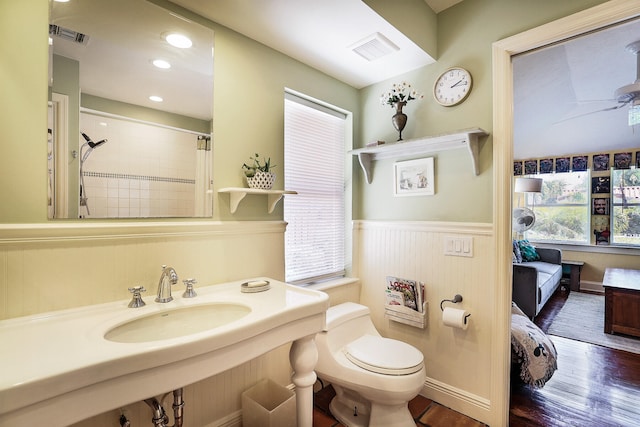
[350,32,399,61]
[49,24,89,45]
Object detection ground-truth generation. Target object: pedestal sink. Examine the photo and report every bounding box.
[0,278,329,427]
[104,303,251,343]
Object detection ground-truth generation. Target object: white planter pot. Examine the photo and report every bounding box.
[246,171,276,190]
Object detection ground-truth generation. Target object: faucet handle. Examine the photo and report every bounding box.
[182,278,197,298]
[127,286,146,308]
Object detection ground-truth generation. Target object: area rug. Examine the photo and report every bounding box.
[547,292,640,354]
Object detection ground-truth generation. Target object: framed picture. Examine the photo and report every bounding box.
[555,157,570,173]
[572,155,588,171]
[539,158,553,174]
[592,153,610,171]
[592,198,609,215]
[394,157,435,197]
[592,176,610,194]
[513,161,523,176]
[614,152,632,169]
[524,160,537,175]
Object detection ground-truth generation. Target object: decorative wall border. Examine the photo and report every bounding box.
[0,221,287,245]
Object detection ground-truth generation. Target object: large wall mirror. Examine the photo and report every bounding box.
[48,0,214,219]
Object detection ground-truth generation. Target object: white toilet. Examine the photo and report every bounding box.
[315,302,426,427]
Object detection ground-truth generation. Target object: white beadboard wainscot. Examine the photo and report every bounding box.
[352,220,495,425]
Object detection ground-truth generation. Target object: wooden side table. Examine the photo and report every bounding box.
[603,268,640,337]
[562,260,584,292]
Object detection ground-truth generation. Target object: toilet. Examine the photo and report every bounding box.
[315,302,426,427]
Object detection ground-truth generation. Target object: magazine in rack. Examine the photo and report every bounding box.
[385,276,427,328]
[385,276,424,312]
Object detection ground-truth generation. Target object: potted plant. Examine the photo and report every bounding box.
[242,153,276,190]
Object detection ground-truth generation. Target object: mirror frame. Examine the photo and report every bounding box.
[48,0,214,220]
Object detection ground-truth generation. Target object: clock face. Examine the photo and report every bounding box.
[433,67,472,106]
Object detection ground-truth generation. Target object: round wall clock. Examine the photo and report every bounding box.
[433,67,473,106]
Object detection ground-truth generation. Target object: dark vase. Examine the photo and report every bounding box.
[391,101,407,141]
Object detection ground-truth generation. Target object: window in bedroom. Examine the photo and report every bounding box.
[522,171,590,244]
[611,168,640,246]
[283,91,347,284]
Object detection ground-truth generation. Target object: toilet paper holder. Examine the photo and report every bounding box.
[440,294,471,324]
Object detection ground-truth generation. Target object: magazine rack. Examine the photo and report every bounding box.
[384,302,427,329]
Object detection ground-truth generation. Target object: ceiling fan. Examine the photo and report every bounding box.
[559,40,640,125]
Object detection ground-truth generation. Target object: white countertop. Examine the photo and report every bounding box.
[0,278,329,426]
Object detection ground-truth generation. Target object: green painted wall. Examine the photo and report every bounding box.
[0,0,609,224]
[0,0,359,223]
[356,0,606,222]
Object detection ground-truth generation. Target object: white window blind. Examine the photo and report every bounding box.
[284,93,346,284]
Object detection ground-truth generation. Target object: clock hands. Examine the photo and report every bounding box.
[450,79,468,88]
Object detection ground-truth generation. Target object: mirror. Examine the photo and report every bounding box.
[48,0,214,219]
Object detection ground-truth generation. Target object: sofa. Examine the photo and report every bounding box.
[512,241,562,319]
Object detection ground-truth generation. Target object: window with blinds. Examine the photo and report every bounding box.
[284,92,346,284]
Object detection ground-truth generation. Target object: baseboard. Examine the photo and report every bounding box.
[580,280,603,294]
[421,377,491,425]
[202,410,242,427]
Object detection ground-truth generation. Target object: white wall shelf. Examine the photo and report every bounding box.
[218,188,297,213]
[350,128,489,183]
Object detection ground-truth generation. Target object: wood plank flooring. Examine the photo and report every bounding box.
[510,289,640,427]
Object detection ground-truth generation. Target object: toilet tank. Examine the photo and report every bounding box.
[322,302,380,350]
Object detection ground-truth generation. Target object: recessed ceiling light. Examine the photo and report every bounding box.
[149,95,163,102]
[54,0,70,3]
[165,33,192,49]
[152,59,171,69]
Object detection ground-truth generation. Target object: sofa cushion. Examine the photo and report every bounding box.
[513,240,523,263]
[525,261,562,277]
[518,240,540,262]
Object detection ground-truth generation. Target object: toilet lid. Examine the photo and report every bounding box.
[344,335,424,376]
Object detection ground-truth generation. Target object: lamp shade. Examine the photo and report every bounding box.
[514,177,542,193]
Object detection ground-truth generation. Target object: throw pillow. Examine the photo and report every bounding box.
[512,240,523,263]
[518,239,540,262]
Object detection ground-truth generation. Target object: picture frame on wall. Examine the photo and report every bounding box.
[555,157,570,173]
[539,158,553,174]
[524,160,537,174]
[394,157,435,197]
[592,153,610,171]
[592,198,609,215]
[614,152,632,169]
[572,155,588,171]
[592,176,610,194]
[514,161,523,176]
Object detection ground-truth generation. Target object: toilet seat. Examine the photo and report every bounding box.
[344,334,423,375]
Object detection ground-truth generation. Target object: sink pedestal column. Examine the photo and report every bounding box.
[290,335,318,427]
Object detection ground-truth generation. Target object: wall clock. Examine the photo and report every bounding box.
[433,67,473,106]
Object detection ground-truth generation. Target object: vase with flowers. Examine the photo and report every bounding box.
[380,81,423,141]
[242,153,276,190]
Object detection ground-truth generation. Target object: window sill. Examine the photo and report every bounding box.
[533,241,640,256]
[303,277,360,292]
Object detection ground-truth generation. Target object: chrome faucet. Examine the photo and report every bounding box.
[156,265,178,303]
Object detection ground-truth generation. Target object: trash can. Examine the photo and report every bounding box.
[242,379,297,427]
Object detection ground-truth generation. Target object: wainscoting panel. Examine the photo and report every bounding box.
[0,221,291,426]
[353,220,495,424]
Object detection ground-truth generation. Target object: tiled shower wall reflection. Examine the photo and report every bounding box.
[80,112,201,218]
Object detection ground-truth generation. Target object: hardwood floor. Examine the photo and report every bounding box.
[510,288,640,427]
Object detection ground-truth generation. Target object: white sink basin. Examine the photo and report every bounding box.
[0,277,329,427]
[104,303,251,343]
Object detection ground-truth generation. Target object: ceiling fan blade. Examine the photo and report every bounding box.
[554,100,630,124]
